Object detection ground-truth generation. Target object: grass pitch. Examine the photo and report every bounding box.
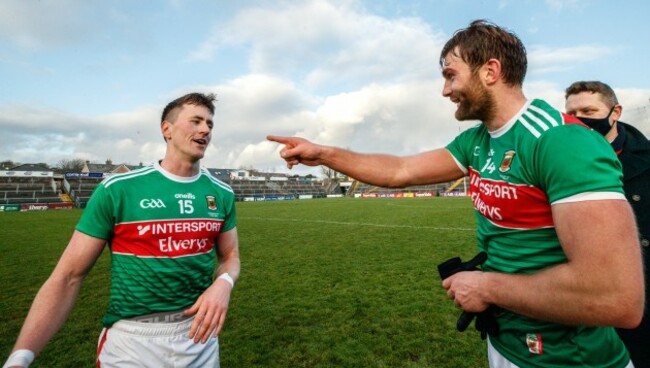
[1,197,488,367]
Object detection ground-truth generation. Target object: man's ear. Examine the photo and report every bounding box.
[612,104,623,122]
[483,58,502,85]
[161,120,172,142]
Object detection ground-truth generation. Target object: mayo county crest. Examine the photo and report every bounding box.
[499,150,516,173]
[206,195,217,210]
[526,333,543,355]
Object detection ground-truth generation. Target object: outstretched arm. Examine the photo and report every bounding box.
[267,135,465,187]
[443,199,644,327]
[5,231,106,366]
[185,227,240,343]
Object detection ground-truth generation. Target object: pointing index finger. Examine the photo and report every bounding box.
[266,135,291,144]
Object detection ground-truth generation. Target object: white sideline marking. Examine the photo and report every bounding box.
[384,203,471,209]
[239,216,475,231]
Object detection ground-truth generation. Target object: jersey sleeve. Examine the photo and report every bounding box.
[534,125,624,203]
[221,191,237,232]
[75,182,116,240]
[445,124,484,172]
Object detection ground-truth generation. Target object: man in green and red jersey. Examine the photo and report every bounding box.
[267,20,644,367]
[3,93,240,368]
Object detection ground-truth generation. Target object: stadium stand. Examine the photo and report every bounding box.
[228,177,327,201]
[2,160,470,208]
[0,164,66,205]
[64,176,104,208]
[214,169,328,201]
[345,179,464,197]
[206,168,232,183]
[63,160,145,208]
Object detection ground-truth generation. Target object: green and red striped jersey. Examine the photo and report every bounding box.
[446,99,629,367]
[76,162,236,327]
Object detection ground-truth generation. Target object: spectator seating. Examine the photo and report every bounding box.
[351,181,448,196]
[64,177,104,208]
[229,179,327,201]
[0,177,65,205]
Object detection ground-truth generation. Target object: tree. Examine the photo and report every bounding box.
[57,158,86,172]
[320,166,338,180]
[0,160,17,170]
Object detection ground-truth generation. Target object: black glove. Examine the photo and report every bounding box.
[437,251,499,339]
[474,305,500,340]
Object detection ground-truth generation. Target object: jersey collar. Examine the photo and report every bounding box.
[488,99,531,139]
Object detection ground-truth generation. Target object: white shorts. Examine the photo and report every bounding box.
[97,316,220,368]
[487,337,520,368]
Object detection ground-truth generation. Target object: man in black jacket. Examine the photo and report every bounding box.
[566,80,650,368]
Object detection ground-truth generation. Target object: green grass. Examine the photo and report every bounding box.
[1,197,488,367]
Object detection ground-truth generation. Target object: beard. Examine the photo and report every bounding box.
[454,74,496,123]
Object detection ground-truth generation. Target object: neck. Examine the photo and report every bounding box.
[605,121,619,143]
[484,87,527,131]
[159,157,201,177]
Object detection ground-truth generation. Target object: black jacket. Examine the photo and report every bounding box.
[616,121,650,368]
[618,122,650,247]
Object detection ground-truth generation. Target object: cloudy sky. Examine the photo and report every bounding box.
[1,0,649,176]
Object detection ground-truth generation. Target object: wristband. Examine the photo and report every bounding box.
[217,273,234,287]
[3,349,34,368]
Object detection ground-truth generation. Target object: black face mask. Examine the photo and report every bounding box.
[577,106,616,136]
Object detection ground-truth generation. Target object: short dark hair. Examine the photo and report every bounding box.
[161,92,217,124]
[564,81,618,108]
[440,19,527,86]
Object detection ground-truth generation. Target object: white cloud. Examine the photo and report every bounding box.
[0,1,459,173]
[528,45,616,74]
[188,0,445,89]
[241,80,466,171]
[189,0,456,173]
[3,0,649,178]
[524,81,564,111]
[0,103,161,165]
[617,89,650,135]
[230,140,280,169]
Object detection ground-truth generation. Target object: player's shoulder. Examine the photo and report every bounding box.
[454,122,487,143]
[537,118,611,156]
[520,99,593,139]
[201,168,234,195]
[518,99,562,135]
[101,164,157,189]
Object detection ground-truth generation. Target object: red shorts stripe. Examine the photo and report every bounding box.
[96,327,109,368]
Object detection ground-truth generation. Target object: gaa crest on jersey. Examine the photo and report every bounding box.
[526,333,543,355]
[499,150,516,173]
[206,195,217,211]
